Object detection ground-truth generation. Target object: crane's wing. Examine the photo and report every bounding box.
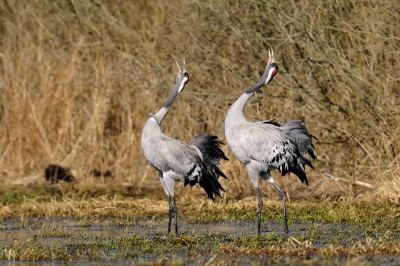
[230,121,290,166]
[155,133,227,201]
[259,118,282,127]
[157,134,202,175]
[229,121,309,184]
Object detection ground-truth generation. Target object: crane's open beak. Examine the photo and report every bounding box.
[267,48,276,65]
[175,60,187,74]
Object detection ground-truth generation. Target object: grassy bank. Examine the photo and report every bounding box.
[0,0,399,203]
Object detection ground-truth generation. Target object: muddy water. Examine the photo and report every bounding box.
[0,217,398,265]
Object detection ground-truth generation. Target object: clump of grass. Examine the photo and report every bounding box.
[0,0,399,203]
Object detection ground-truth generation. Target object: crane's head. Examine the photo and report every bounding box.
[175,60,190,93]
[263,48,279,85]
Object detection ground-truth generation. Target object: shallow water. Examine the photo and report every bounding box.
[0,217,398,265]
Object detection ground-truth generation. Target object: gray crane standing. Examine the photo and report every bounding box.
[225,50,317,234]
[141,61,228,234]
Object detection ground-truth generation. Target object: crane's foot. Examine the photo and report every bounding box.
[284,227,289,234]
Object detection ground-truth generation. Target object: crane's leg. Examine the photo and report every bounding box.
[168,195,178,234]
[255,186,263,235]
[172,196,178,234]
[167,195,178,234]
[246,164,263,234]
[272,182,289,233]
[159,172,178,234]
[261,171,289,233]
[161,174,179,234]
[167,195,173,234]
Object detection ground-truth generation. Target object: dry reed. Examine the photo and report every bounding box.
[0,0,399,203]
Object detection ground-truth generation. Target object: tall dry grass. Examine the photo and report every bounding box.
[0,0,399,203]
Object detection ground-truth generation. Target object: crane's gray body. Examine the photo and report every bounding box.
[141,108,227,200]
[224,51,316,233]
[141,115,203,197]
[140,64,227,234]
[225,92,313,188]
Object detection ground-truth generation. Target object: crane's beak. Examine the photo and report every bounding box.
[267,48,275,65]
[175,60,187,74]
[175,60,182,74]
[271,48,275,63]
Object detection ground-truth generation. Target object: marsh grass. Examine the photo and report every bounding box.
[0,202,398,263]
[0,184,398,263]
[0,185,398,228]
[0,1,399,204]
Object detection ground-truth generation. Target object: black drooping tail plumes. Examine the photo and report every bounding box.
[281,120,317,186]
[189,133,229,201]
[281,120,317,160]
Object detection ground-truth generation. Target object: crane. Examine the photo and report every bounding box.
[224,49,317,234]
[141,61,228,234]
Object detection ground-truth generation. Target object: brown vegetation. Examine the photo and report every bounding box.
[0,0,399,203]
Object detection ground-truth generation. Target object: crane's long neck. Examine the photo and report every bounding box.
[225,79,265,124]
[152,86,180,125]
